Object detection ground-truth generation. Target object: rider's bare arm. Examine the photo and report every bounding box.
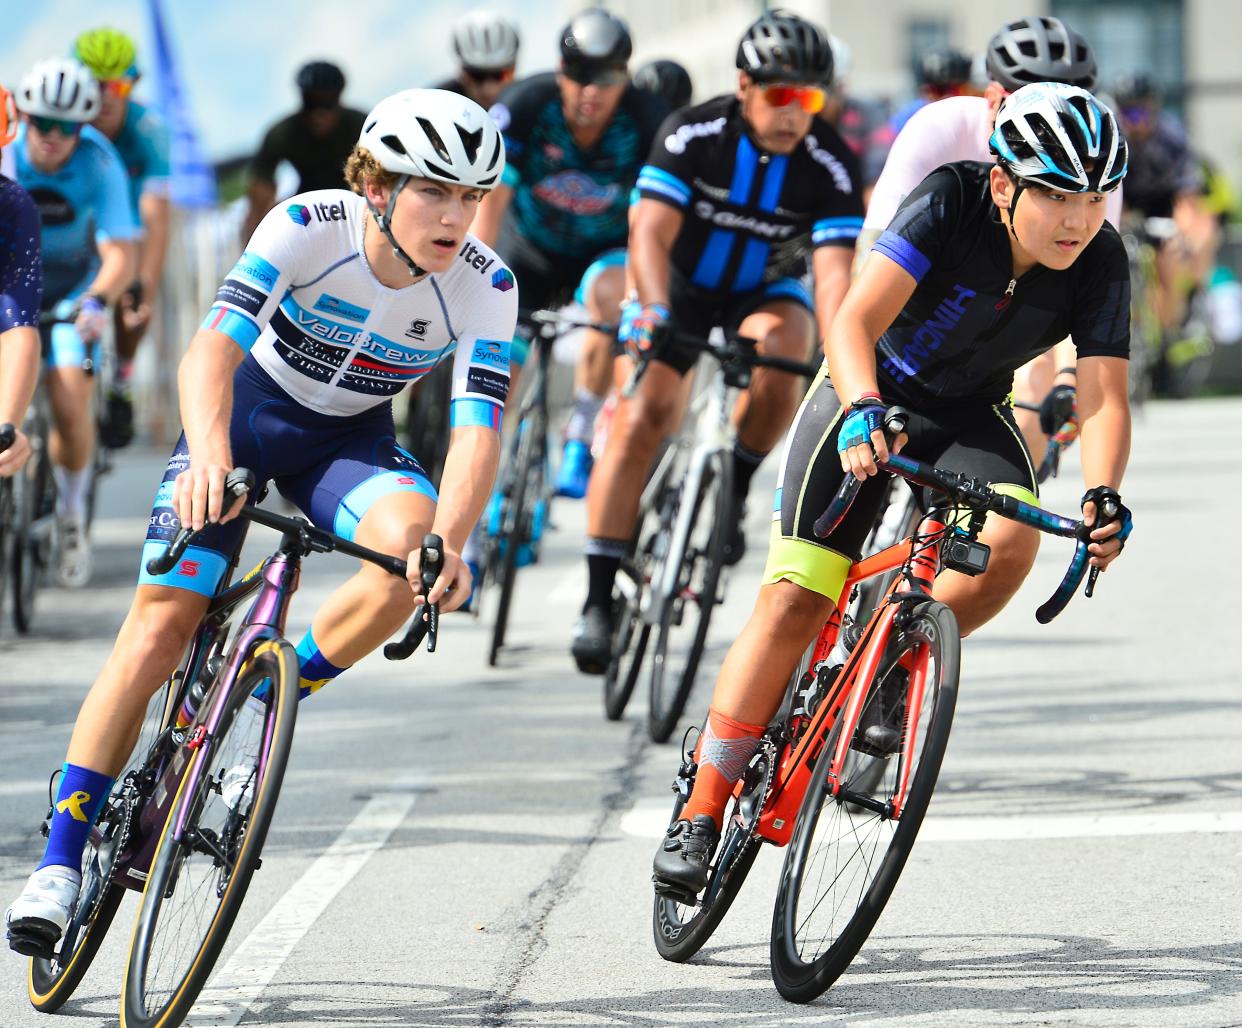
[89,238,138,304]
[137,191,171,301]
[1075,355,1130,492]
[810,245,852,346]
[823,252,916,400]
[471,182,513,249]
[629,197,683,309]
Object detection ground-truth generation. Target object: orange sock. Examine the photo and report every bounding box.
[680,709,766,830]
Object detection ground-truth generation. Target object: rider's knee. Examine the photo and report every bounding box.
[615,392,677,448]
[586,265,625,317]
[124,593,204,673]
[755,580,834,639]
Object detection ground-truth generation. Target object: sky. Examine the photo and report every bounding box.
[2,0,570,162]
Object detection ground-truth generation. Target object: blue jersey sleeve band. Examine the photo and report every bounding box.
[872,231,932,283]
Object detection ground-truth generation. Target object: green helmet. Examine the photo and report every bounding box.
[73,27,138,80]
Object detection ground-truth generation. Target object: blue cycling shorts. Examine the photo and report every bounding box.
[138,358,437,597]
[41,298,98,370]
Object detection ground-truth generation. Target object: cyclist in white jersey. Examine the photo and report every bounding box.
[863,15,1116,457]
[5,88,516,957]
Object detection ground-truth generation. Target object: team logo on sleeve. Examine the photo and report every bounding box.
[287,204,312,226]
[491,268,515,292]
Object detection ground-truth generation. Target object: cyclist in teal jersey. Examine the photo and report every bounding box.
[13,58,138,588]
[73,27,171,448]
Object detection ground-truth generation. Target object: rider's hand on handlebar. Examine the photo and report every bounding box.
[1081,485,1132,572]
[623,302,671,364]
[172,461,247,532]
[0,428,32,478]
[74,295,109,343]
[837,398,906,481]
[409,544,471,614]
[1039,383,1078,438]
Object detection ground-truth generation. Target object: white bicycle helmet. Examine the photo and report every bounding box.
[990,82,1127,194]
[358,88,506,276]
[452,10,519,71]
[17,58,100,121]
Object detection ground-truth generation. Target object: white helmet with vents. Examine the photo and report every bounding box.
[359,88,505,191]
[452,10,519,71]
[17,58,100,122]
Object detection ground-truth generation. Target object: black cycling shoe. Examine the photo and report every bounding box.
[101,387,135,449]
[856,667,910,756]
[652,814,720,901]
[721,499,747,566]
[571,603,614,675]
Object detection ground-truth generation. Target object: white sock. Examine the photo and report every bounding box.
[53,465,92,519]
[565,388,605,444]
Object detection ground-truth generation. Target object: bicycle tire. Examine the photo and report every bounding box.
[27,676,181,1011]
[603,507,657,721]
[488,411,545,667]
[769,599,959,1003]
[0,479,12,629]
[652,743,770,962]
[121,639,298,1028]
[12,425,52,635]
[647,450,730,744]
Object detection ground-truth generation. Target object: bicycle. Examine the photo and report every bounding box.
[603,332,817,743]
[19,468,443,1027]
[652,407,1113,1002]
[0,424,15,624]
[8,363,58,633]
[477,309,612,667]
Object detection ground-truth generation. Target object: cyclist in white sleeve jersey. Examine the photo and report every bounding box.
[6,88,517,957]
[863,15,1117,457]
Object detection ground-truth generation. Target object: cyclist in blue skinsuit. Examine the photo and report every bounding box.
[73,26,172,447]
[0,83,43,479]
[13,57,138,587]
[5,88,517,960]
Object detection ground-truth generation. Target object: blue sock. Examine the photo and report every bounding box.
[295,630,349,701]
[39,763,114,872]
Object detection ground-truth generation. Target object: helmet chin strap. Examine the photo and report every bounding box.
[1002,179,1027,246]
[365,174,429,278]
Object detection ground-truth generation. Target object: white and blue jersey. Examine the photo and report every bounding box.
[13,123,137,307]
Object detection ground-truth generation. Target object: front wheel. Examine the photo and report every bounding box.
[769,600,959,1003]
[122,639,298,1028]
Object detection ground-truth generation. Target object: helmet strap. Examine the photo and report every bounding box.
[364,174,429,278]
[1003,178,1027,246]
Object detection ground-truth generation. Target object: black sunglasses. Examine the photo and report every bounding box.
[562,60,628,87]
[464,66,515,84]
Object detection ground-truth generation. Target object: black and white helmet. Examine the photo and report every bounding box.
[990,82,1127,193]
[452,10,519,71]
[359,88,505,190]
[985,16,1097,92]
[17,58,100,121]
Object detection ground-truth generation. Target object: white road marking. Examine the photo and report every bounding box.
[189,788,417,1026]
[620,800,1242,843]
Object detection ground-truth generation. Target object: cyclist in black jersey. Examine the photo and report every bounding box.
[653,82,1136,896]
[431,10,520,110]
[572,9,863,672]
[0,93,42,477]
[242,62,367,240]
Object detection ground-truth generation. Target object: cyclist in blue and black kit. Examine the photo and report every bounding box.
[0,83,43,479]
[6,88,517,958]
[472,8,669,492]
[13,57,138,587]
[573,9,864,671]
[73,27,171,447]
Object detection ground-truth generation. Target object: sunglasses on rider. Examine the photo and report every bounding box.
[29,115,83,137]
[758,83,827,114]
[464,65,515,85]
[99,77,136,99]
[562,59,628,87]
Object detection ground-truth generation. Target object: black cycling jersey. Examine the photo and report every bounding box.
[491,73,668,260]
[1121,113,1204,220]
[0,176,42,332]
[635,95,864,299]
[871,161,1130,406]
[250,108,368,193]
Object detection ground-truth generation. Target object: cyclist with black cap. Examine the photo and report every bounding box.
[433,10,521,111]
[242,61,367,240]
[571,9,864,673]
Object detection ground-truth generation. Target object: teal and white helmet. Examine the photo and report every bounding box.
[990,81,1127,193]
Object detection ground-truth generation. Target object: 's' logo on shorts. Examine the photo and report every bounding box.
[178,560,201,577]
[287,205,312,227]
[491,268,515,292]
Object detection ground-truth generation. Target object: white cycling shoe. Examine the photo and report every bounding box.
[5,865,81,957]
[56,515,93,589]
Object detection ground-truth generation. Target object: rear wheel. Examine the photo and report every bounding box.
[603,508,657,721]
[403,360,453,488]
[647,451,729,744]
[122,640,298,1028]
[769,600,959,1002]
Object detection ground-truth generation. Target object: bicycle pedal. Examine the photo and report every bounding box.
[6,921,58,959]
[652,877,699,907]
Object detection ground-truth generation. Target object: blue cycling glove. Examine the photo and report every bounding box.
[1081,486,1133,550]
[837,399,887,454]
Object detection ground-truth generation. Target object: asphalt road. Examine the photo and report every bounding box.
[1,397,1240,1027]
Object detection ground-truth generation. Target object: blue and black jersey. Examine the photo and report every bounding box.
[872,161,1131,406]
[491,73,669,260]
[0,176,42,331]
[635,95,864,299]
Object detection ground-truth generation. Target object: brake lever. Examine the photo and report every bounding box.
[1082,495,1119,600]
[383,533,444,660]
[145,468,254,575]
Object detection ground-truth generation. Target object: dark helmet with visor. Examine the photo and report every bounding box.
[633,59,693,109]
[736,9,833,86]
[560,8,632,85]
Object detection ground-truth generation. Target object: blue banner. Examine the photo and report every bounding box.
[146,0,216,207]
